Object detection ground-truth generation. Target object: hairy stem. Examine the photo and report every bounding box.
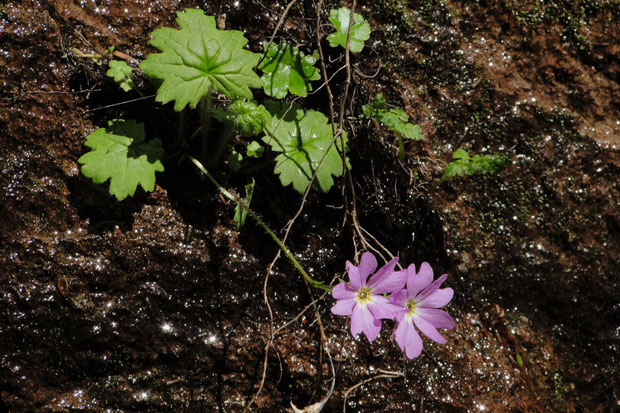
[187,155,331,292]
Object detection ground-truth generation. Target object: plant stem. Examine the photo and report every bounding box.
[187,155,331,292]
[200,91,212,163]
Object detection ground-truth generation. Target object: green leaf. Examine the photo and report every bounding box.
[452,148,470,160]
[443,160,468,177]
[212,100,271,137]
[258,41,321,98]
[443,149,509,178]
[472,153,509,174]
[107,60,132,82]
[516,352,524,367]
[247,141,264,158]
[139,9,262,111]
[233,178,255,229]
[106,60,136,92]
[402,123,423,140]
[362,93,424,140]
[78,119,164,201]
[327,7,371,53]
[263,101,349,193]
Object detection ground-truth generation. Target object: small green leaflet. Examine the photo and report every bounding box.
[443,148,509,178]
[211,100,271,137]
[233,178,255,229]
[247,141,264,158]
[106,60,135,92]
[263,101,349,194]
[78,119,164,201]
[362,93,423,140]
[327,7,371,53]
[139,9,262,111]
[444,149,470,177]
[258,41,321,98]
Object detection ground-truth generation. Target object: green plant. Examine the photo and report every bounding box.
[78,119,164,201]
[78,6,375,292]
[362,93,423,159]
[443,148,509,178]
[81,8,359,201]
[263,101,349,194]
[327,7,371,53]
[258,41,321,98]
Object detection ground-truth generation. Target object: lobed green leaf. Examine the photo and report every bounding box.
[78,119,164,201]
[139,9,262,111]
[106,60,136,92]
[327,7,371,53]
[262,101,349,194]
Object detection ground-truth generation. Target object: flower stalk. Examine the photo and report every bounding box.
[188,155,331,292]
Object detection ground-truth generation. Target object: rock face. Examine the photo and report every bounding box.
[1,1,618,411]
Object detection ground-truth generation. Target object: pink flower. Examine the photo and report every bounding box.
[389,262,454,359]
[331,252,406,341]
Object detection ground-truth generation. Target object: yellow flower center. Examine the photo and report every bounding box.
[356,287,372,304]
[405,299,417,316]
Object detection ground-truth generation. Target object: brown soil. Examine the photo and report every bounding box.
[1,0,618,412]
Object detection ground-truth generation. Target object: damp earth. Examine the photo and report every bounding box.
[1,0,618,411]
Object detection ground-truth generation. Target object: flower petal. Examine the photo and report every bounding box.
[346,261,362,290]
[331,298,356,316]
[367,296,403,319]
[367,258,405,294]
[358,252,378,285]
[405,325,424,359]
[407,262,433,297]
[416,274,448,302]
[364,317,382,342]
[417,287,454,309]
[389,289,408,308]
[413,314,447,343]
[351,304,381,341]
[332,282,357,300]
[416,308,454,330]
[394,318,423,359]
[350,304,364,337]
[393,318,409,352]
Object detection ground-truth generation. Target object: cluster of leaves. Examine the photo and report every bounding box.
[258,41,321,98]
[211,100,271,138]
[362,93,423,140]
[443,148,509,178]
[80,7,371,204]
